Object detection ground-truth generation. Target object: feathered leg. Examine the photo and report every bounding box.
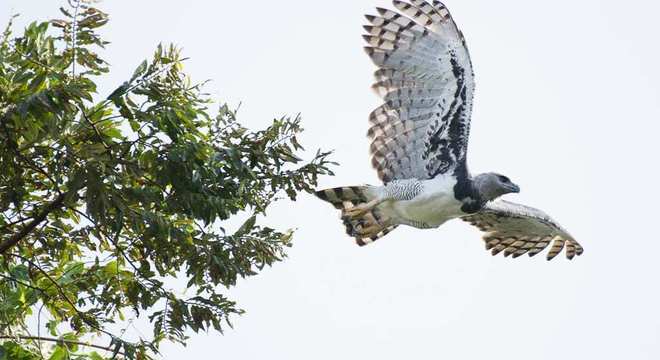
[353,211,393,239]
[341,179,423,221]
[342,198,383,219]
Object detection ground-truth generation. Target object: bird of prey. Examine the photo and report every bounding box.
[315,0,583,260]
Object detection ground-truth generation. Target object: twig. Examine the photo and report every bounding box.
[0,191,68,254]
[0,335,126,356]
[8,44,58,75]
[5,253,126,344]
[0,217,32,233]
[0,273,46,293]
[13,151,63,196]
[70,0,81,77]
[6,253,84,316]
[67,209,168,293]
[36,302,46,359]
[77,104,111,150]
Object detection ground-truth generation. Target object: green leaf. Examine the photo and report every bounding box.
[234,215,256,237]
[104,127,123,139]
[89,352,105,360]
[130,59,148,82]
[103,260,119,277]
[59,7,72,17]
[48,346,68,360]
[29,74,46,92]
[106,82,128,101]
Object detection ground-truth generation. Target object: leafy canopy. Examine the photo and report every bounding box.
[0,1,333,359]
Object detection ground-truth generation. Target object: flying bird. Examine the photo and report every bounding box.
[315,0,584,260]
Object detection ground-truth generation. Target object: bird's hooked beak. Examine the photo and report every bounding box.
[507,182,521,193]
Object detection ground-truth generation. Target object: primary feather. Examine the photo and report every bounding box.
[462,201,584,260]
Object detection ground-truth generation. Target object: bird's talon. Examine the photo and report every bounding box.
[342,203,373,220]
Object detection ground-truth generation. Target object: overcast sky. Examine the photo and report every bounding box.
[3,1,660,359]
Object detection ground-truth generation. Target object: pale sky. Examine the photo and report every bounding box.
[3,1,660,359]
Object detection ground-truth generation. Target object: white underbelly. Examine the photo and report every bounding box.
[381,175,465,228]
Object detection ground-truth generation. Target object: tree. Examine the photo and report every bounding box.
[0,1,333,359]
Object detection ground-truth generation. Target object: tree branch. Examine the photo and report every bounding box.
[0,335,125,356]
[77,104,112,150]
[7,254,118,340]
[0,273,46,294]
[0,192,67,254]
[0,217,32,233]
[3,253,145,355]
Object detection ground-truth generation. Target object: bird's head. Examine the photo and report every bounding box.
[473,172,520,201]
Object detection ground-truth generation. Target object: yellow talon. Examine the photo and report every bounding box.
[341,199,381,220]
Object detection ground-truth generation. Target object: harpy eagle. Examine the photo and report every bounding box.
[315,0,584,260]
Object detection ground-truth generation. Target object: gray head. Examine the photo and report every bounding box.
[473,172,520,201]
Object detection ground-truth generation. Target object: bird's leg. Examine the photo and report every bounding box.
[342,180,423,221]
[342,198,382,220]
[355,214,391,239]
[356,223,381,238]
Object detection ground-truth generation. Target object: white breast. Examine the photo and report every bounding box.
[384,174,465,228]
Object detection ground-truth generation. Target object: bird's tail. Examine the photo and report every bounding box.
[315,185,398,246]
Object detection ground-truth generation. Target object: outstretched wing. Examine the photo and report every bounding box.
[364,0,474,183]
[462,200,584,261]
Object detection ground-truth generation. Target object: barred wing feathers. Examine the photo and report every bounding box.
[462,201,584,261]
[364,0,475,183]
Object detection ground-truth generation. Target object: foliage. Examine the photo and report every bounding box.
[0,1,333,358]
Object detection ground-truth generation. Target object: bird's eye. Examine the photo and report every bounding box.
[498,175,510,183]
